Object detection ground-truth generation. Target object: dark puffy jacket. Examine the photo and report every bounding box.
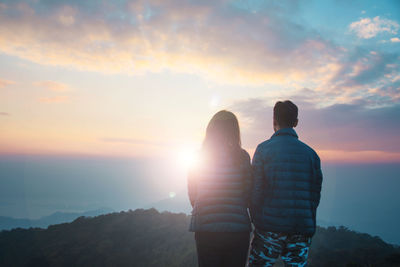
[188,149,252,232]
[251,128,322,236]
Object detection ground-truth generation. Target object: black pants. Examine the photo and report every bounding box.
[195,232,250,267]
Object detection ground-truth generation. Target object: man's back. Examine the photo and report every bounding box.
[251,127,322,236]
[247,100,323,267]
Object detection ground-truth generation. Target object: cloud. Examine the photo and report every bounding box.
[0,1,398,106]
[349,16,399,39]
[372,79,400,102]
[232,98,400,156]
[342,51,397,85]
[391,37,400,43]
[0,112,10,116]
[34,81,71,103]
[0,78,14,88]
[0,0,338,86]
[34,81,69,91]
[101,137,165,147]
[38,96,69,103]
[324,48,400,105]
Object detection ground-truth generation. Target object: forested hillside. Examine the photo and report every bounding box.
[0,209,399,267]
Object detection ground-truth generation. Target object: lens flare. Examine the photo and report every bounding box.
[177,147,198,169]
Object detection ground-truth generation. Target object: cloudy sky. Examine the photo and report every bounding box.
[0,0,399,163]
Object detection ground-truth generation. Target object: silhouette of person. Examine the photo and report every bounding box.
[188,110,252,267]
[248,100,323,267]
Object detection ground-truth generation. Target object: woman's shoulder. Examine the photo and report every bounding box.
[239,148,251,162]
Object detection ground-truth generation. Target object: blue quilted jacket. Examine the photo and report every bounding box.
[188,149,252,232]
[251,128,322,236]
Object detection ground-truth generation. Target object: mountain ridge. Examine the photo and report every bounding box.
[1,208,399,266]
[0,207,114,231]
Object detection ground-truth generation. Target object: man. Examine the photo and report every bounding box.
[248,100,323,267]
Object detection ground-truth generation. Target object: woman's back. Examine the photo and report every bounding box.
[188,110,252,267]
[188,148,252,232]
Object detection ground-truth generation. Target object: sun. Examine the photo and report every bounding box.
[177,146,201,170]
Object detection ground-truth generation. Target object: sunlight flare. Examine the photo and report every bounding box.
[176,145,203,170]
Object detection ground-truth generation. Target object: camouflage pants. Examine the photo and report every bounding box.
[247,229,311,267]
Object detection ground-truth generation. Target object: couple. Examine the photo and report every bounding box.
[188,100,323,267]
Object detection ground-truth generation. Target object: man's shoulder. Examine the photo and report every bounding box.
[255,135,320,158]
[253,140,272,156]
[297,139,320,161]
[256,139,272,149]
[257,137,319,159]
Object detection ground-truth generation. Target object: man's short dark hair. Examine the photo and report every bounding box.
[273,100,298,128]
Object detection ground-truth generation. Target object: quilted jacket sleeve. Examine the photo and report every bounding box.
[241,151,253,208]
[314,154,323,207]
[251,145,265,211]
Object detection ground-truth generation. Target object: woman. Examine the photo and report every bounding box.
[188,110,252,267]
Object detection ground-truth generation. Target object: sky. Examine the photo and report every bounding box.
[0,0,400,163]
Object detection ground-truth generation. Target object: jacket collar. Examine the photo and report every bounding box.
[271,128,298,139]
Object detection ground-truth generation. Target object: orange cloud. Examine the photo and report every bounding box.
[391,37,400,43]
[0,1,397,105]
[34,81,70,92]
[0,1,340,87]
[0,78,15,88]
[38,95,69,103]
[246,148,400,163]
[317,150,400,163]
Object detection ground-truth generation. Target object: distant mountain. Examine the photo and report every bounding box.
[145,194,373,248]
[146,193,344,229]
[0,208,114,230]
[316,218,344,228]
[0,209,399,267]
[145,192,192,214]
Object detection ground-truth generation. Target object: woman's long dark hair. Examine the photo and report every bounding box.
[202,110,242,162]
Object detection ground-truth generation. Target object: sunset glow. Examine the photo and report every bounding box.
[177,147,199,170]
[1,2,400,251]
[0,0,399,163]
